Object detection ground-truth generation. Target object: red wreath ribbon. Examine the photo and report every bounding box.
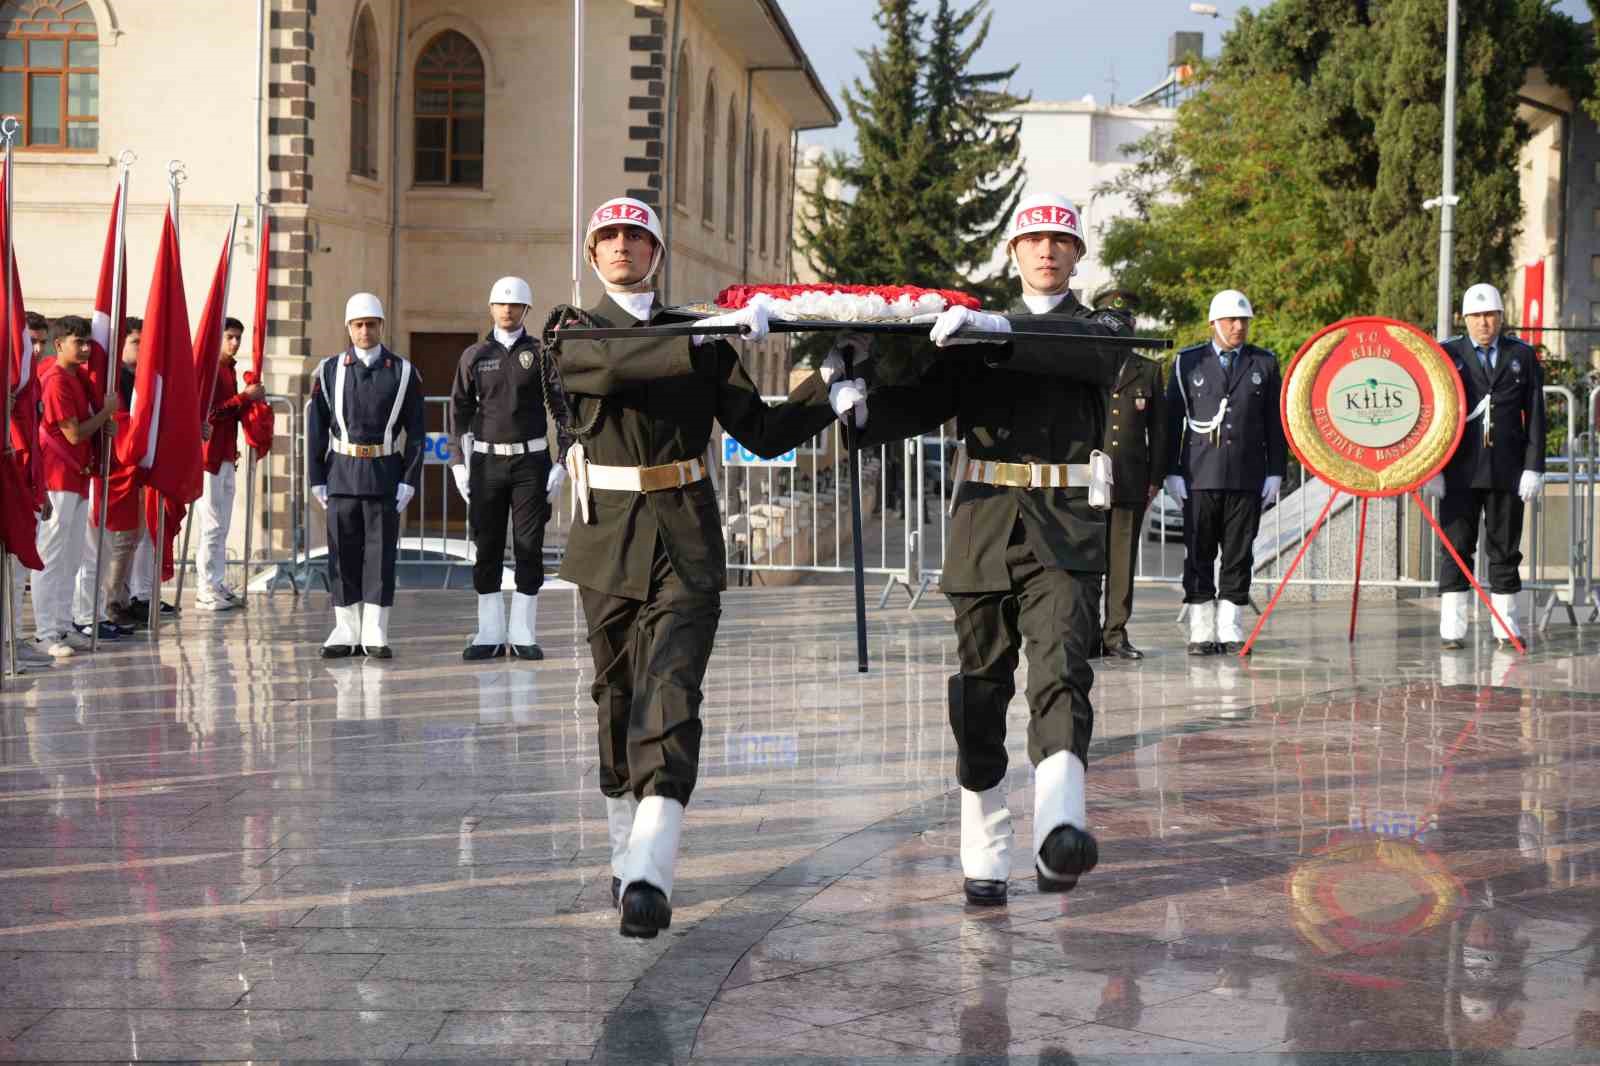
[715,283,982,311]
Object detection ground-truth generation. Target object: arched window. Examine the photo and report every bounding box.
[349,7,379,178]
[672,47,690,206]
[724,98,739,240]
[758,131,770,257]
[0,0,99,151]
[414,31,484,187]
[701,72,717,223]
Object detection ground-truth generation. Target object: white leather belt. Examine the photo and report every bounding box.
[564,441,709,523]
[473,436,547,456]
[331,439,397,458]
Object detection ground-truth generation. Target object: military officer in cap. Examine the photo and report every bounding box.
[1164,289,1286,656]
[548,195,835,938]
[845,191,1131,908]
[307,293,425,659]
[1421,283,1545,650]
[450,276,566,661]
[1092,285,1167,660]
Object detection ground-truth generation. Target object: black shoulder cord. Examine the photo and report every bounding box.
[538,304,605,455]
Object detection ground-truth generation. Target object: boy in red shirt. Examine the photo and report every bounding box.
[31,315,119,658]
[73,318,144,633]
[196,317,262,610]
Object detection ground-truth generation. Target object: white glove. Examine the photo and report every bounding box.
[451,464,470,503]
[312,484,328,509]
[829,377,868,430]
[820,333,871,384]
[1261,475,1282,505]
[692,298,771,346]
[1163,475,1187,503]
[1421,474,1445,500]
[546,462,567,503]
[395,483,415,513]
[1518,470,1543,502]
[930,306,1011,347]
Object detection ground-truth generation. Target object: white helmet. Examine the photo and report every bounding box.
[344,292,385,323]
[585,196,665,288]
[489,276,533,307]
[1461,283,1503,315]
[1006,192,1086,254]
[1207,289,1254,322]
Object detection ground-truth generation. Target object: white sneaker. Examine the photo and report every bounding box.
[196,595,237,612]
[39,637,75,659]
[60,629,92,650]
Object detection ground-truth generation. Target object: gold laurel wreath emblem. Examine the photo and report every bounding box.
[1288,837,1462,956]
[1285,324,1461,494]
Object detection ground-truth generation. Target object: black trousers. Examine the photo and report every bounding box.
[1438,488,1524,594]
[944,519,1099,793]
[1102,503,1144,647]
[469,450,551,595]
[580,541,722,805]
[327,494,399,607]
[1182,489,1262,604]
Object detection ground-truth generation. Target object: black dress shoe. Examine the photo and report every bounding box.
[610,877,621,909]
[1036,824,1099,894]
[1103,642,1144,661]
[462,642,506,662]
[963,878,1008,906]
[1187,641,1216,657]
[364,645,393,660]
[619,882,672,938]
[510,643,544,661]
[320,645,356,659]
[1440,638,1466,651]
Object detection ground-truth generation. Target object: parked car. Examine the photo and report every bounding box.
[1145,488,1185,540]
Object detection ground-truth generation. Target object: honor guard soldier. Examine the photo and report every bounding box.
[307,293,425,659]
[450,276,566,661]
[1165,289,1286,655]
[845,192,1130,908]
[549,195,834,938]
[1092,285,1167,660]
[1421,283,1545,649]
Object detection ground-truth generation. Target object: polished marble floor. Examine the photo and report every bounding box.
[0,579,1597,1064]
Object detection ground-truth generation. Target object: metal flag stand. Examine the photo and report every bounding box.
[173,202,240,612]
[148,159,187,640]
[0,116,17,685]
[88,150,134,654]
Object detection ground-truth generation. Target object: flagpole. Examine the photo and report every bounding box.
[0,117,17,685]
[242,195,266,603]
[174,203,238,612]
[89,151,133,654]
[150,160,186,639]
[570,0,583,306]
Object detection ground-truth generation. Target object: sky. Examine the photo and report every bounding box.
[784,0,1597,153]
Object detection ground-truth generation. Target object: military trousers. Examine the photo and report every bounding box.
[326,495,399,607]
[1182,489,1262,605]
[1101,503,1145,648]
[468,450,551,595]
[945,519,1099,793]
[1437,488,1524,595]
[579,540,721,806]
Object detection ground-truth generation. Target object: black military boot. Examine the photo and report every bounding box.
[619,882,672,938]
[963,879,1008,906]
[1037,825,1099,894]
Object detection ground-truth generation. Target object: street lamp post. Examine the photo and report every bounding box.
[1428,0,1461,340]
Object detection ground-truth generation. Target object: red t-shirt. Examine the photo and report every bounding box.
[204,361,246,473]
[39,362,95,497]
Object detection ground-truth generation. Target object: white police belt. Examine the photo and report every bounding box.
[331,439,398,458]
[473,436,548,457]
[564,440,708,523]
[964,458,1094,489]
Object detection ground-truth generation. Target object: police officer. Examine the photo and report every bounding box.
[307,293,425,659]
[549,195,835,939]
[1165,289,1286,656]
[1421,283,1545,650]
[847,192,1131,908]
[1093,285,1167,660]
[450,277,567,661]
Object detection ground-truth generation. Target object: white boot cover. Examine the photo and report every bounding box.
[508,591,538,646]
[325,603,361,648]
[471,593,507,648]
[361,603,389,649]
[606,794,639,879]
[1189,600,1216,644]
[1033,750,1088,879]
[1216,599,1244,643]
[1440,591,1470,641]
[960,784,1012,881]
[1490,592,1520,641]
[619,795,685,901]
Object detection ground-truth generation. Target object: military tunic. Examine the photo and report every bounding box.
[1436,334,1545,595]
[553,296,834,805]
[1101,353,1168,650]
[859,294,1129,790]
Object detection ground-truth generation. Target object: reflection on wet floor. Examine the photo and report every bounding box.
[0,584,1596,1063]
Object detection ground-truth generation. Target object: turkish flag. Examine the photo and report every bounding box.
[242,208,274,458]
[1522,259,1545,350]
[119,206,202,509]
[0,153,43,569]
[191,211,237,434]
[144,487,184,583]
[87,184,127,400]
